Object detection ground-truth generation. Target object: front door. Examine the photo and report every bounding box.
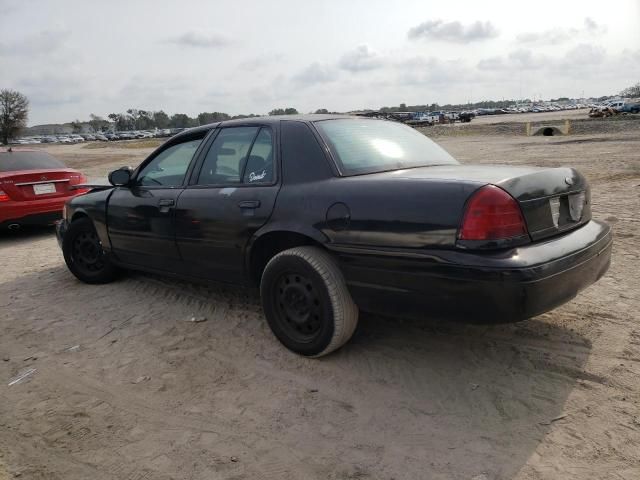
[107,133,207,271]
[174,126,280,283]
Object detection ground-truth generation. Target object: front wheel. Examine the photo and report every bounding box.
[260,246,359,357]
[62,217,118,284]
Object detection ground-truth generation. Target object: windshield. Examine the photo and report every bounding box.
[0,151,66,172]
[315,119,458,176]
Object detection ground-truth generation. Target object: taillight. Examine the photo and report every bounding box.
[458,185,528,241]
[0,189,10,202]
[69,174,89,195]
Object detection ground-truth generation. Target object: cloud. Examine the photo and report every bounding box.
[516,17,607,46]
[291,62,337,86]
[0,30,70,56]
[407,20,498,43]
[396,56,470,86]
[474,42,628,90]
[0,0,20,16]
[338,45,383,72]
[476,48,549,71]
[564,43,606,65]
[18,71,92,108]
[477,56,505,70]
[118,75,196,106]
[166,31,230,48]
[238,53,284,71]
[478,43,606,75]
[508,49,548,69]
[584,17,606,35]
[516,30,571,46]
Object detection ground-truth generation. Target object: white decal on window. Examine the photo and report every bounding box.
[249,170,267,182]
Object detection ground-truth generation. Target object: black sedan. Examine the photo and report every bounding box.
[56,116,612,357]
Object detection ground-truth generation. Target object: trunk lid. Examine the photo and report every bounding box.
[0,168,86,201]
[391,164,591,241]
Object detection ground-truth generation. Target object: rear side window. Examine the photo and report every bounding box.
[197,127,259,185]
[243,128,274,184]
[315,119,458,176]
[0,151,65,172]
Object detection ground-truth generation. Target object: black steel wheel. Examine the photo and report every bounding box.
[261,246,358,357]
[274,272,324,342]
[62,217,118,284]
[71,230,105,273]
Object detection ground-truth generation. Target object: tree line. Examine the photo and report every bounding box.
[70,107,305,133]
[2,82,639,143]
[0,89,29,144]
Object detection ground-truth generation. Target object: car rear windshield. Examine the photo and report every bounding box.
[0,151,66,172]
[315,119,458,176]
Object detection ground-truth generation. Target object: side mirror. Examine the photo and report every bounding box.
[108,166,133,186]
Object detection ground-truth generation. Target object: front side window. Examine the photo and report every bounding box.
[315,119,458,176]
[197,127,259,185]
[137,137,203,186]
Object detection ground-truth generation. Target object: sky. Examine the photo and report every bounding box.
[1,0,639,125]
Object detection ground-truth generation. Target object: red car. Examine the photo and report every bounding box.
[0,148,87,230]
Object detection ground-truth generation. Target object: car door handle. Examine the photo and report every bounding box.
[238,200,261,209]
[158,199,175,207]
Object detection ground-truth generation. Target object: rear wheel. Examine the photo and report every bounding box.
[260,246,358,357]
[62,217,118,284]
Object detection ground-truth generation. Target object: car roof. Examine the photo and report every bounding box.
[173,114,365,140]
[221,114,356,126]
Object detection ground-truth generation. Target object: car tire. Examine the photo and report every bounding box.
[260,246,358,357]
[62,217,118,284]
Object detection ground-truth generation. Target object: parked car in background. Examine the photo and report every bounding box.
[617,102,640,114]
[56,116,611,357]
[95,134,109,141]
[606,100,626,111]
[459,111,475,123]
[1,148,88,229]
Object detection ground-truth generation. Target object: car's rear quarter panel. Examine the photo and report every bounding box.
[315,176,480,249]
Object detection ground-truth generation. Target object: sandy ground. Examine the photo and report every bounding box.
[1,126,639,480]
[471,109,592,125]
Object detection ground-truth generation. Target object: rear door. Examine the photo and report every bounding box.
[174,125,280,284]
[107,131,208,270]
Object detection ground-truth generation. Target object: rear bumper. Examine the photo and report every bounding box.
[0,197,66,227]
[333,220,612,322]
[0,210,63,229]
